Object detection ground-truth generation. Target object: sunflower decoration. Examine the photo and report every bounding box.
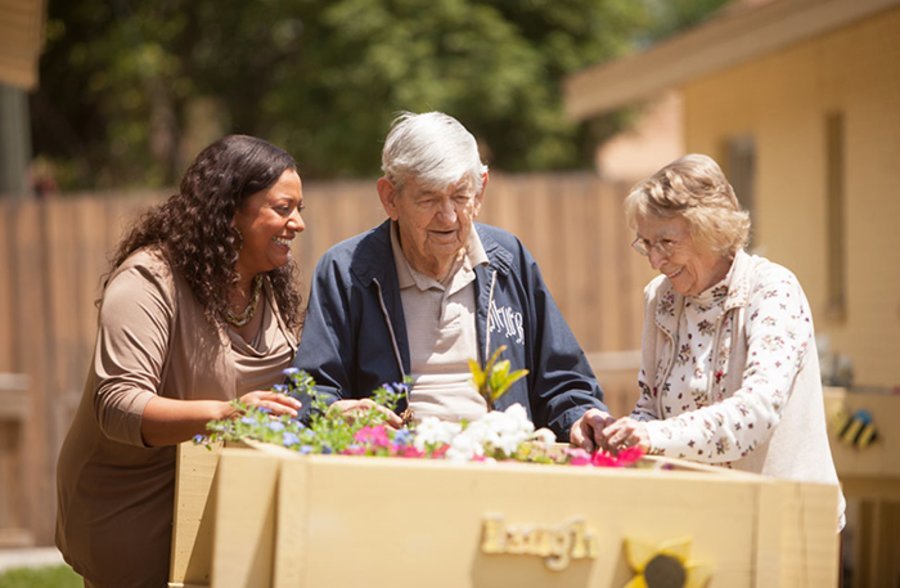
[623,536,711,588]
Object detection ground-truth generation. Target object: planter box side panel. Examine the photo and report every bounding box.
[210,448,281,588]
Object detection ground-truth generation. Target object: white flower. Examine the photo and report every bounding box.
[530,427,557,449]
[446,426,486,461]
[413,417,461,452]
[481,404,535,457]
[413,404,539,461]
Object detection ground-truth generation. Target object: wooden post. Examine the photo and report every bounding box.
[0,83,30,198]
[0,373,32,547]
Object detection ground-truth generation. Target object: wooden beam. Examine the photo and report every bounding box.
[564,0,900,119]
[0,0,46,90]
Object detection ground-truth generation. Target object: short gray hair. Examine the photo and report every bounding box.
[624,154,751,256]
[381,111,488,192]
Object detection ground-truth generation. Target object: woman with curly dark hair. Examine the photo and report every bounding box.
[56,135,306,587]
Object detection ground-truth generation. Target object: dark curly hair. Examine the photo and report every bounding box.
[107,135,303,329]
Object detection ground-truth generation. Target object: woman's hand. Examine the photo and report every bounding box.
[569,408,616,452]
[601,417,650,454]
[142,392,300,447]
[328,399,403,429]
[234,391,302,419]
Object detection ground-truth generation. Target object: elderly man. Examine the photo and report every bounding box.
[292,111,609,440]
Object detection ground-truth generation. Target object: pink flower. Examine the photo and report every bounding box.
[590,446,644,468]
[591,451,618,467]
[614,446,644,466]
[393,444,424,458]
[565,448,592,466]
[354,425,390,448]
[429,444,451,459]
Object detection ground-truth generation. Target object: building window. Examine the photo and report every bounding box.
[825,112,846,321]
[722,135,756,248]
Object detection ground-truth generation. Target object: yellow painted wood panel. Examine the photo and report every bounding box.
[681,6,900,389]
[179,446,839,588]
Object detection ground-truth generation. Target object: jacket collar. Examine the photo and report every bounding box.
[349,220,398,286]
[654,249,752,336]
[476,224,513,276]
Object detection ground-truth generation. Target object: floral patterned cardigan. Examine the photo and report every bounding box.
[631,250,844,522]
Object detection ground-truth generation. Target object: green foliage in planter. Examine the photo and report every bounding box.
[469,344,528,410]
[199,369,408,455]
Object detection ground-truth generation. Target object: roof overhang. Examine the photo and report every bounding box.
[564,0,900,120]
[0,0,47,90]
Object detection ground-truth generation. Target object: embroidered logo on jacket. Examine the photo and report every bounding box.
[490,301,525,345]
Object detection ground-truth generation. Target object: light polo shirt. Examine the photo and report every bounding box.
[390,222,489,422]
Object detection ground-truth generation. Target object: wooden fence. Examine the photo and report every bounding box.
[0,172,653,545]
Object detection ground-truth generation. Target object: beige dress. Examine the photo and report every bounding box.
[56,248,296,587]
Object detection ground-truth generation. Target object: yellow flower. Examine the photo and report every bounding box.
[623,536,711,588]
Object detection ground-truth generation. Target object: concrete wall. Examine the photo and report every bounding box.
[681,7,900,388]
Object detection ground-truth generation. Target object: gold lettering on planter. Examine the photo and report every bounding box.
[480,515,597,571]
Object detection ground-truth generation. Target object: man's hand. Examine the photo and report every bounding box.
[329,399,403,429]
[569,408,616,452]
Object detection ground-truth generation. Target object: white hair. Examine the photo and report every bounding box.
[381,111,488,191]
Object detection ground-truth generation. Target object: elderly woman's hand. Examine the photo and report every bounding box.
[328,398,404,429]
[569,408,616,452]
[601,417,650,454]
[236,390,302,419]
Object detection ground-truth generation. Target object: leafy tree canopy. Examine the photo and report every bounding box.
[31,0,730,189]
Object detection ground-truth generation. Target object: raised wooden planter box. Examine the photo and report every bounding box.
[169,440,840,588]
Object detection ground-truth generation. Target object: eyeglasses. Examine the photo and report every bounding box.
[631,235,682,257]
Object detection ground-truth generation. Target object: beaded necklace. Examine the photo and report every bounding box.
[225,275,263,327]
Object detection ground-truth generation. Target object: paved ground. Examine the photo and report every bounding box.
[0,547,66,573]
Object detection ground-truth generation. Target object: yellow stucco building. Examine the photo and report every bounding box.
[566,0,900,390]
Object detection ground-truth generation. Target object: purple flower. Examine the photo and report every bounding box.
[272,384,288,394]
[240,416,256,425]
[388,382,409,395]
[298,444,313,454]
[192,434,205,443]
[282,432,299,447]
[392,429,413,445]
[282,367,300,376]
[268,421,285,432]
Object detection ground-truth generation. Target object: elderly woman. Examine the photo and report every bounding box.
[56,135,305,587]
[571,154,844,526]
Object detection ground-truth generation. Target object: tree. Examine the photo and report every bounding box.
[31,0,727,189]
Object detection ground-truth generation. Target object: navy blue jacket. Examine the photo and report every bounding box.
[292,220,606,439]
